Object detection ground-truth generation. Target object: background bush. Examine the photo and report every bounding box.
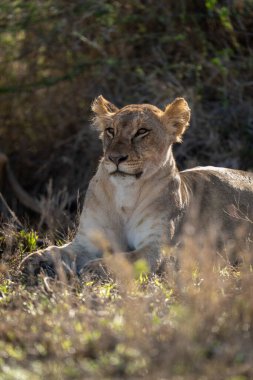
[0,0,252,229]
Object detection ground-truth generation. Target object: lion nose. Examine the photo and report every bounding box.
[109,154,128,166]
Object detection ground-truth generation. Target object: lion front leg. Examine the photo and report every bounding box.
[125,243,163,273]
[19,243,77,283]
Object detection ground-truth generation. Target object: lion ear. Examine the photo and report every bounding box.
[91,95,118,116]
[162,98,191,142]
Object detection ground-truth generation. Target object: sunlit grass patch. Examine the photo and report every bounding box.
[0,228,253,379]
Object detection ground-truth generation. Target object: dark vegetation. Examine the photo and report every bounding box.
[1,0,253,229]
[0,1,253,379]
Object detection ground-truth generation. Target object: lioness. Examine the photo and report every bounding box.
[20,96,253,278]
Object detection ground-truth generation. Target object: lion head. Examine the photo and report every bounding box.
[92,95,190,181]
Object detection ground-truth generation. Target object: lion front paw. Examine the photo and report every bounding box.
[19,247,76,284]
[19,251,53,283]
[79,258,109,279]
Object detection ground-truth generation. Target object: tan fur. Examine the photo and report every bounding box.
[20,96,253,278]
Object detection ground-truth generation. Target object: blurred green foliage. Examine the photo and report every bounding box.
[18,229,38,255]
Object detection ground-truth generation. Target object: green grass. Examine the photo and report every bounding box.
[0,229,253,379]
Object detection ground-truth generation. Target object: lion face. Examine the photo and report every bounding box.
[92,96,190,181]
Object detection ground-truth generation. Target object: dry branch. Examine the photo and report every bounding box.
[0,153,41,215]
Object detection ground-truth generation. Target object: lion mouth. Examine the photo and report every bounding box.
[110,170,143,179]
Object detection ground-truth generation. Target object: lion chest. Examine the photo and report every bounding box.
[112,179,163,250]
[114,181,138,215]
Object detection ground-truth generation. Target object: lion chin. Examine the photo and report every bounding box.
[110,170,143,179]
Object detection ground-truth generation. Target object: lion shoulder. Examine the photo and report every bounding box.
[180,166,253,191]
[179,166,253,226]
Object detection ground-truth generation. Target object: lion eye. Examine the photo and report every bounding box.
[135,128,150,137]
[105,128,114,138]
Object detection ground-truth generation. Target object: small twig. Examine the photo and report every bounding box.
[72,31,107,57]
